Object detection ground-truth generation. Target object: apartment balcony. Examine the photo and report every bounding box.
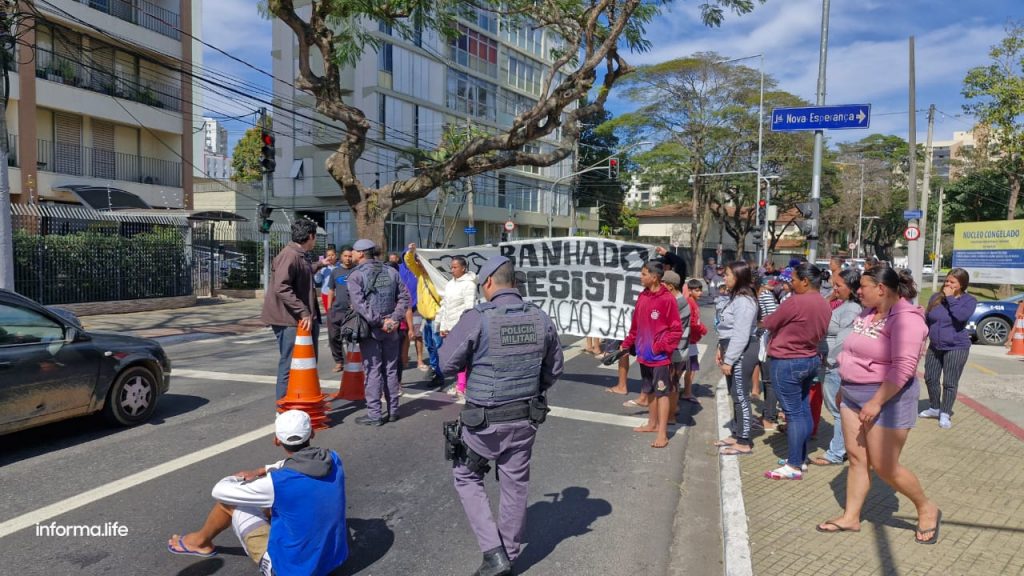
[35,46,181,112]
[37,139,182,188]
[74,0,180,40]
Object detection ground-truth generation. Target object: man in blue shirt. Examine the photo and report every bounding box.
[167,410,348,576]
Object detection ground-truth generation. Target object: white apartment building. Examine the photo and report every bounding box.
[271,10,595,248]
[203,117,228,155]
[624,174,663,208]
[932,129,977,182]
[6,0,200,209]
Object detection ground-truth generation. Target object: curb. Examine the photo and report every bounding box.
[714,375,753,576]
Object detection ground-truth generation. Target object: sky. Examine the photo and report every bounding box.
[200,0,1024,152]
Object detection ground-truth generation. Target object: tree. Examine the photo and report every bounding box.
[231,126,265,183]
[962,20,1024,222]
[576,106,624,229]
[262,0,763,248]
[606,53,808,269]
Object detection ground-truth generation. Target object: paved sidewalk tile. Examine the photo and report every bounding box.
[733,389,1024,576]
[80,297,265,338]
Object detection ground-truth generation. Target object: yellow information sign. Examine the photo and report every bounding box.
[952,220,1024,284]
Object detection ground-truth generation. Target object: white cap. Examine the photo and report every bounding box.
[275,410,312,446]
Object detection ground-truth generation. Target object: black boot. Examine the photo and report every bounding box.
[472,547,513,576]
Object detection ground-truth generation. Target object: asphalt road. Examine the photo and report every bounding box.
[0,328,721,575]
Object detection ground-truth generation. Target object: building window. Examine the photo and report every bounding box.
[386,212,406,249]
[446,70,497,120]
[504,91,537,117]
[519,144,541,175]
[474,8,498,34]
[508,57,541,96]
[504,20,543,57]
[450,25,498,77]
[378,42,393,73]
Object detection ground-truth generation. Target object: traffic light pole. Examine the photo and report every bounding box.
[807,0,831,263]
[259,108,271,292]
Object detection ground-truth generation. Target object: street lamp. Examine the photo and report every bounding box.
[836,161,866,258]
[549,140,653,236]
[720,54,765,234]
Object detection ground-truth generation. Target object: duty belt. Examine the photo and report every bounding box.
[465,400,531,423]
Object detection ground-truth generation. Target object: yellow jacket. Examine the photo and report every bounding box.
[404,251,442,320]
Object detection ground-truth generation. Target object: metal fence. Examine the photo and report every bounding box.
[75,0,181,40]
[11,204,192,305]
[11,205,323,304]
[37,139,182,188]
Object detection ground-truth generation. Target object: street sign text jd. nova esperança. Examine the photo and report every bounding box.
[771,104,871,132]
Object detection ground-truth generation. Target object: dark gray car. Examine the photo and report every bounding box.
[0,289,171,435]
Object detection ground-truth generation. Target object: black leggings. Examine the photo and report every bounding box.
[720,337,758,446]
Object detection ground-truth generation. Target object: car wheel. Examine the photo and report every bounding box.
[976,316,1011,346]
[103,366,160,426]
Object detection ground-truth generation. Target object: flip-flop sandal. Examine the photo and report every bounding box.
[719,447,753,456]
[810,457,844,466]
[915,510,942,545]
[816,521,861,533]
[167,536,217,558]
[623,399,649,408]
[712,438,737,447]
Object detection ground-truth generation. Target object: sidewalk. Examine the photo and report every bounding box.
[716,377,1024,576]
[79,297,266,340]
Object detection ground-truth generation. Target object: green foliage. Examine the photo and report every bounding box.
[962,20,1024,220]
[576,105,625,228]
[13,227,190,305]
[944,169,1023,224]
[231,126,266,183]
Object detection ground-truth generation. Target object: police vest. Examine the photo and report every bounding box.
[464,301,547,406]
[361,262,399,318]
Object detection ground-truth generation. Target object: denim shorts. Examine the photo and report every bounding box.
[840,378,920,429]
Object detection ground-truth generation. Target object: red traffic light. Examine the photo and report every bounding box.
[609,158,618,167]
[262,133,275,146]
[758,199,767,208]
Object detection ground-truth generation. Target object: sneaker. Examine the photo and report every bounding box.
[777,458,808,472]
[939,413,952,429]
[764,465,803,480]
[919,408,940,419]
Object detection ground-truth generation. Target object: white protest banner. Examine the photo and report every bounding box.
[415,238,654,340]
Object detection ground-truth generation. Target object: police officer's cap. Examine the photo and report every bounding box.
[352,239,376,251]
[477,255,511,286]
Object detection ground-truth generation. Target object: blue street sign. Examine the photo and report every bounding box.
[464,226,477,235]
[904,209,923,220]
[770,104,871,132]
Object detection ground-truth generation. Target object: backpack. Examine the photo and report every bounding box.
[688,297,707,343]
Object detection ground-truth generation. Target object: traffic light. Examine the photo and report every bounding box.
[795,200,819,240]
[258,203,274,233]
[260,130,276,174]
[757,198,767,226]
[608,157,619,179]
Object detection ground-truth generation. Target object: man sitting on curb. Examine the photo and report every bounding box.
[167,410,348,576]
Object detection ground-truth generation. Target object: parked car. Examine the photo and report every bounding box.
[967,293,1024,346]
[0,289,171,435]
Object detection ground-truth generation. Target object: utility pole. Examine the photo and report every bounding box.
[260,107,271,292]
[906,37,919,292]
[931,186,944,293]
[856,162,865,258]
[0,4,13,290]
[915,104,936,291]
[807,0,831,262]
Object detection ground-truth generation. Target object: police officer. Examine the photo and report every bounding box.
[439,256,563,576]
[347,239,410,426]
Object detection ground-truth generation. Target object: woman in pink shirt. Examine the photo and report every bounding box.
[817,267,942,545]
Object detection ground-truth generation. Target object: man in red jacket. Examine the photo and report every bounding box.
[622,261,683,448]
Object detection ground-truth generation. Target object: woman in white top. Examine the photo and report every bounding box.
[437,256,478,395]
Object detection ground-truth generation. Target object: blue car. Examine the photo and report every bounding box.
[968,293,1024,346]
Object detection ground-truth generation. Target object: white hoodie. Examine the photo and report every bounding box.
[437,271,478,333]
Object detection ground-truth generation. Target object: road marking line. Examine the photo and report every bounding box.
[968,362,997,376]
[173,369,340,390]
[176,369,666,431]
[0,424,276,539]
[233,338,268,345]
[715,375,753,576]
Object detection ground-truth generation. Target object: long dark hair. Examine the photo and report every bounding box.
[838,269,861,304]
[727,260,755,300]
[927,267,970,312]
[864,267,917,300]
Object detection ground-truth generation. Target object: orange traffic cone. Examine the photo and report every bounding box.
[277,324,330,429]
[1008,317,1024,357]
[334,348,365,401]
